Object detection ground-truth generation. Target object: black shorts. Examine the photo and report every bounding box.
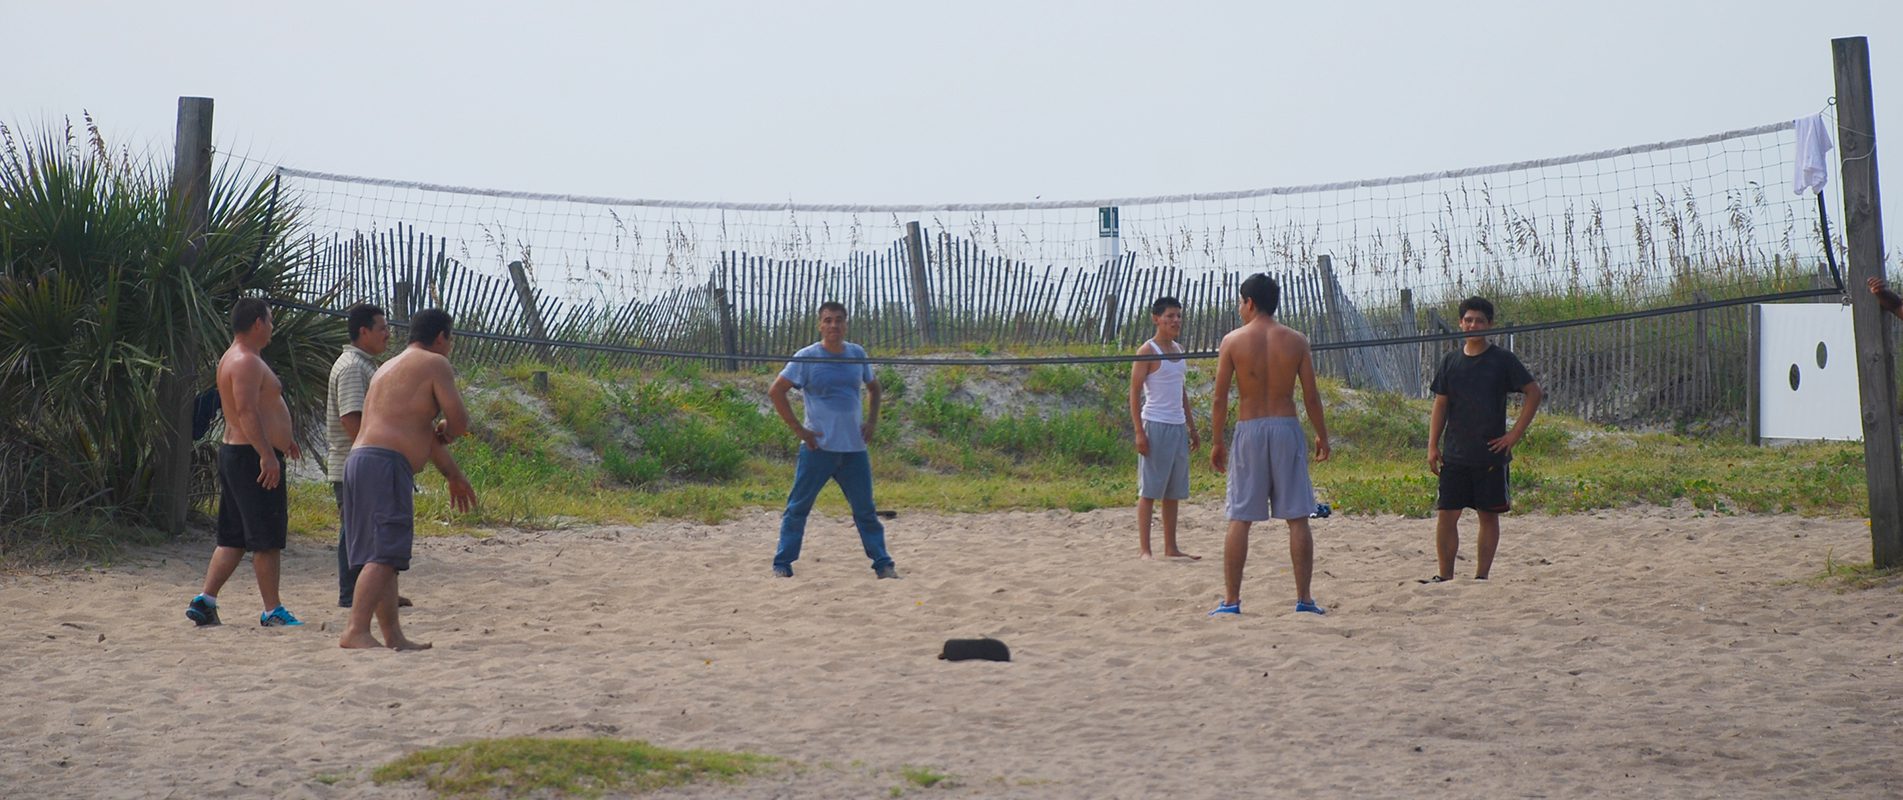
[216,444,289,551]
[1437,462,1510,512]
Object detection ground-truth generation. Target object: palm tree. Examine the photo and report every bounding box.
[0,116,340,553]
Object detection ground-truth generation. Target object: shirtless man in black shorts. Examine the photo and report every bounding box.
[186,298,304,628]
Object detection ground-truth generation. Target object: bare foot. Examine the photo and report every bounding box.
[339,632,384,650]
[387,637,433,652]
[1139,550,1154,560]
[1165,549,1201,561]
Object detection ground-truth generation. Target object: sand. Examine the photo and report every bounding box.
[2,504,1899,799]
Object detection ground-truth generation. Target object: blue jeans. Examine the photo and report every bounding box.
[776,447,892,571]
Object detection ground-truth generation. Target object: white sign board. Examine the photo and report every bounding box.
[1757,303,1860,442]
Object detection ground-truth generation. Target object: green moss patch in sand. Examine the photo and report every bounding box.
[372,737,774,798]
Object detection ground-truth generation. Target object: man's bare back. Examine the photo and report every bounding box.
[1206,275,1331,615]
[1219,316,1312,421]
[354,345,468,473]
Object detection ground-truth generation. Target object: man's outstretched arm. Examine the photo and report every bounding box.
[428,438,477,512]
[1869,277,1903,322]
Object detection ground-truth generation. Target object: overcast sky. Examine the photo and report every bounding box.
[7,1,1901,249]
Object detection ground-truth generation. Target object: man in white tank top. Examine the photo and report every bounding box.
[1128,296,1201,560]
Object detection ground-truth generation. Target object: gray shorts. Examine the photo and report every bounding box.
[1225,416,1315,521]
[1137,420,1191,500]
[343,446,416,571]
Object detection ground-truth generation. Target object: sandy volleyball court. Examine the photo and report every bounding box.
[2,504,1899,799]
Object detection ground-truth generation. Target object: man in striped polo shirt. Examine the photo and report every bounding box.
[326,303,406,608]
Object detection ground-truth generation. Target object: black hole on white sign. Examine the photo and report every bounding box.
[1817,342,1828,369]
[1789,364,1801,391]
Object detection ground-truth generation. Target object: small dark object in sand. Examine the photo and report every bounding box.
[939,638,1010,662]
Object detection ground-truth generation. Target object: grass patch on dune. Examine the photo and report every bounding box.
[901,765,953,788]
[371,737,774,798]
[285,365,1870,540]
[1806,547,1903,592]
[0,509,165,568]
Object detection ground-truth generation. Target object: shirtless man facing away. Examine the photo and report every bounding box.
[338,309,476,651]
[187,297,305,628]
[1208,274,1331,616]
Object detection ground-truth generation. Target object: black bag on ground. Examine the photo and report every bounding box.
[939,638,1010,662]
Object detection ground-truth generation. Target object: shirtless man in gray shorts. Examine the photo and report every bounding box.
[1208,274,1331,616]
[338,309,477,651]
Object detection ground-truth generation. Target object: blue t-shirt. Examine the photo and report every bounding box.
[779,342,875,452]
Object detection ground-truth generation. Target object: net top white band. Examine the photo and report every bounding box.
[276,121,1794,213]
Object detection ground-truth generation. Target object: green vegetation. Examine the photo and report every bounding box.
[274,361,1866,541]
[0,116,335,563]
[372,737,773,798]
[901,765,952,788]
[1807,547,1903,593]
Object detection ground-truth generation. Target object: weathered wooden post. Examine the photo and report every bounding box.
[154,96,214,534]
[392,281,412,323]
[1692,291,1711,410]
[1317,255,1348,381]
[903,222,935,345]
[506,260,555,363]
[713,287,739,372]
[1834,35,1900,567]
[1747,303,1762,446]
[1399,288,1420,397]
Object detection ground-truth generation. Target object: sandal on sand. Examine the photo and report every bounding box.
[1208,600,1241,616]
[1295,599,1326,615]
[1417,575,1450,584]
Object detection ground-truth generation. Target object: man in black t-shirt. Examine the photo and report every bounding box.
[1425,297,1543,583]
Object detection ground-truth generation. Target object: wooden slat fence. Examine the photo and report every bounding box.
[296,222,1832,428]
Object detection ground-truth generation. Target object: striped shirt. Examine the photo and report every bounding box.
[325,345,379,482]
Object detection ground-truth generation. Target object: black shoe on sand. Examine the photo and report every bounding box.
[186,595,221,627]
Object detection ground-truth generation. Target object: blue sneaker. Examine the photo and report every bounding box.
[1208,600,1240,616]
[1295,599,1326,615]
[260,606,304,627]
[186,595,221,627]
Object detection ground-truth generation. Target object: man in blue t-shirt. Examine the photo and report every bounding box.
[766,301,897,579]
[1425,297,1543,583]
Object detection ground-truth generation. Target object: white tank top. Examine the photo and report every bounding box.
[1140,339,1187,424]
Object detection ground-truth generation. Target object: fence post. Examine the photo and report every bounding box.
[714,287,739,372]
[154,96,215,535]
[903,222,936,345]
[1692,290,1711,409]
[1833,35,1900,567]
[1747,303,1761,446]
[393,281,412,323]
[1317,255,1348,381]
[506,260,555,363]
[1399,288,1420,397]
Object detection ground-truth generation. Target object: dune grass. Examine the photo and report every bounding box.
[1807,545,1903,592]
[370,737,773,798]
[279,361,1869,546]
